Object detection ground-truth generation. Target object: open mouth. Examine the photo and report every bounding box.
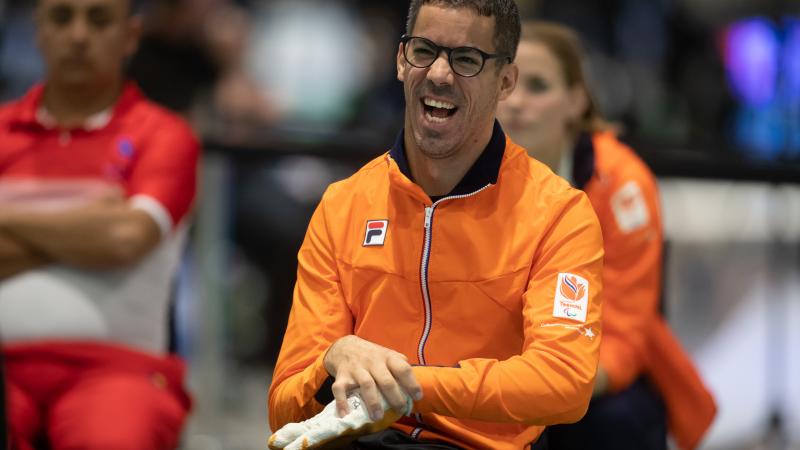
[421,97,458,123]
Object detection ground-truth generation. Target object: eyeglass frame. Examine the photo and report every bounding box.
[400,34,511,78]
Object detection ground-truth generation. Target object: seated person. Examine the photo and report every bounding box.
[0,0,199,449]
[267,1,605,449]
[498,21,716,450]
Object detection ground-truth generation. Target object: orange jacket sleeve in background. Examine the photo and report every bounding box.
[648,317,717,450]
[586,133,663,392]
[585,133,716,447]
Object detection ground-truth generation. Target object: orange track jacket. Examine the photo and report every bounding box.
[269,123,605,449]
[580,132,664,392]
[576,132,716,450]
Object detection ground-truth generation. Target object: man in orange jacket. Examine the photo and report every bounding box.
[268,1,606,449]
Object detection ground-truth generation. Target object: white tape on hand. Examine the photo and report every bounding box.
[268,391,412,450]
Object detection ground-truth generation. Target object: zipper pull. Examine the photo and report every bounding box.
[423,206,433,229]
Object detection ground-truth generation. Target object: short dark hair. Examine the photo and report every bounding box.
[405,0,521,62]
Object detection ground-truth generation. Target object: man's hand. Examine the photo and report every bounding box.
[324,335,423,421]
[268,390,411,450]
[0,233,49,280]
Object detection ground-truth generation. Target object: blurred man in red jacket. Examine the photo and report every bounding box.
[0,1,198,449]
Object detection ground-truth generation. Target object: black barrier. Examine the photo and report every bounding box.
[635,147,800,184]
[203,129,800,185]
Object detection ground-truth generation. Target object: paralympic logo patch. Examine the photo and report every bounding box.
[363,220,389,246]
[552,273,589,323]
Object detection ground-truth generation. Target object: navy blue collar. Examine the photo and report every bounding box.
[389,120,507,199]
[572,132,596,190]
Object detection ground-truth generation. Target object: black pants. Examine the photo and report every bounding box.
[345,429,462,449]
[532,378,667,450]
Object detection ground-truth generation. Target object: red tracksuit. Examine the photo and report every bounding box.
[0,83,198,450]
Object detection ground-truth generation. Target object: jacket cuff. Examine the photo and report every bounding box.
[410,366,435,413]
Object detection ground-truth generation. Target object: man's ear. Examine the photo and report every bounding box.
[397,42,407,82]
[496,62,518,101]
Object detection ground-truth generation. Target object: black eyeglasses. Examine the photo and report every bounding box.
[400,34,510,78]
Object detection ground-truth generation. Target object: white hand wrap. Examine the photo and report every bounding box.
[268,391,413,450]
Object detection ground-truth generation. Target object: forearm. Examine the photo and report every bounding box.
[0,232,48,279]
[269,195,356,429]
[0,203,160,269]
[268,351,332,430]
[412,346,597,425]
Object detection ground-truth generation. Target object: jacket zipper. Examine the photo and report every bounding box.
[412,184,492,432]
[417,204,435,365]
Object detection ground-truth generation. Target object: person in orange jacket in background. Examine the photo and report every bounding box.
[268,1,607,449]
[498,21,716,450]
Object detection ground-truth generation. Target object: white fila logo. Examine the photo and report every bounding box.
[363,220,389,246]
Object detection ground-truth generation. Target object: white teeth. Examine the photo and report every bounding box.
[425,111,448,123]
[423,98,455,110]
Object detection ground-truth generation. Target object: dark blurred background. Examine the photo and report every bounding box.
[1,0,799,449]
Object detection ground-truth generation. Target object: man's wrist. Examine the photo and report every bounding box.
[323,334,352,377]
[323,336,342,377]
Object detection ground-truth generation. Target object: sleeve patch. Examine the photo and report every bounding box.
[611,180,650,233]
[552,273,589,323]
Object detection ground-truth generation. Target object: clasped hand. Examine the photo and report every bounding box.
[267,390,411,450]
[324,335,423,420]
[268,335,424,450]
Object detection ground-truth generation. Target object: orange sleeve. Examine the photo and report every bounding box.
[596,169,663,392]
[267,190,354,430]
[411,191,604,425]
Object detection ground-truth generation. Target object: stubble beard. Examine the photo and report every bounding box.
[413,127,461,160]
[408,80,465,160]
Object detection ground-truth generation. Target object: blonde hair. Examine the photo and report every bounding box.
[520,21,613,134]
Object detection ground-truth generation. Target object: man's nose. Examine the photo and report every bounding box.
[67,17,90,44]
[426,52,454,85]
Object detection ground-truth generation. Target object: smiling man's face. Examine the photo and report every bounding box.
[397,4,515,160]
